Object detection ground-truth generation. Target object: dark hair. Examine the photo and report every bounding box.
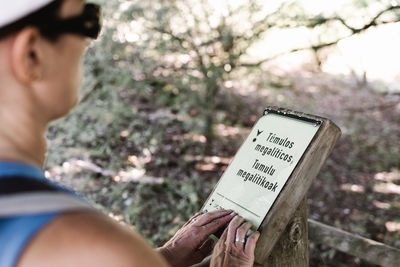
[0,0,63,41]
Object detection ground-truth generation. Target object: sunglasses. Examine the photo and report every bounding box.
[40,3,102,39]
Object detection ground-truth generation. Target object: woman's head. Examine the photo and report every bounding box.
[0,0,101,121]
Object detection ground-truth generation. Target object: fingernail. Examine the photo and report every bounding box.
[229,211,235,216]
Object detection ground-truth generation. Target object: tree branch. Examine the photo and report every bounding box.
[149,26,194,52]
[79,81,101,104]
[240,5,400,68]
[306,5,400,31]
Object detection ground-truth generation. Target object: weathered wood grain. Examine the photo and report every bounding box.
[254,197,309,267]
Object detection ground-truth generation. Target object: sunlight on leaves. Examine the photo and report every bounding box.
[373,182,400,194]
[340,183,365,193]
[385,221,400,232]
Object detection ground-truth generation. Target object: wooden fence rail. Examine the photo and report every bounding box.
[308,219,400,267]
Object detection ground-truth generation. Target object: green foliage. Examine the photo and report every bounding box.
[93,0,399,144]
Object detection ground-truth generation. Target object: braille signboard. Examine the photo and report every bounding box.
[202,108,320,229]
[201,107,341,262]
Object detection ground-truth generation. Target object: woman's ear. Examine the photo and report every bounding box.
[10,27,45,85]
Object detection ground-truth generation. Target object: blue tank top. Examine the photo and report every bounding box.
[0,161,89,267]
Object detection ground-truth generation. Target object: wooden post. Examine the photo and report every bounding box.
[253,108,341,264]
[199,107,341,266]
[255,197,309,267]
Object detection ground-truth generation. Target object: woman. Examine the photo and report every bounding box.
[0,1,260,266]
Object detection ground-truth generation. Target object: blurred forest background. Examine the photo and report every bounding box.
[45,0,400,265]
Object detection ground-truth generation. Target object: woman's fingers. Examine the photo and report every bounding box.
[183,209,235,245]
[200,212,235,236]
[186,210,259,258]
[193,209,232,226]
[197,238,215,257]
[212,225,229,258]
[225,215,245,248]
[195,212,236,243]
[210,218,259,267]
[219,225,229,243]
[244,231,260,255]
[234,222,253,251]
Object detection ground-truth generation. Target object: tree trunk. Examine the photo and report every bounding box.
[202,83,219,147]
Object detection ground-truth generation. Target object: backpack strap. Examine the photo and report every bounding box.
[0,177,92,217]
[0,177,58,194]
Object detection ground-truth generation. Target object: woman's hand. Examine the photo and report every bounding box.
[157,209,236,267]
[210,215,260,267]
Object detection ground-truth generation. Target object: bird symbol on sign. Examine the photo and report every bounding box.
[253,129,263,142]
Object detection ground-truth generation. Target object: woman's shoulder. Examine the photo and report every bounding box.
[0,161,169,267]
[16,211,170,267]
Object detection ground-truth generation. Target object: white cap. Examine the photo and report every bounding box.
[0,1,55,28]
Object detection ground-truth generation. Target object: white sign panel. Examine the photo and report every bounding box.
[203,113,320,229]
